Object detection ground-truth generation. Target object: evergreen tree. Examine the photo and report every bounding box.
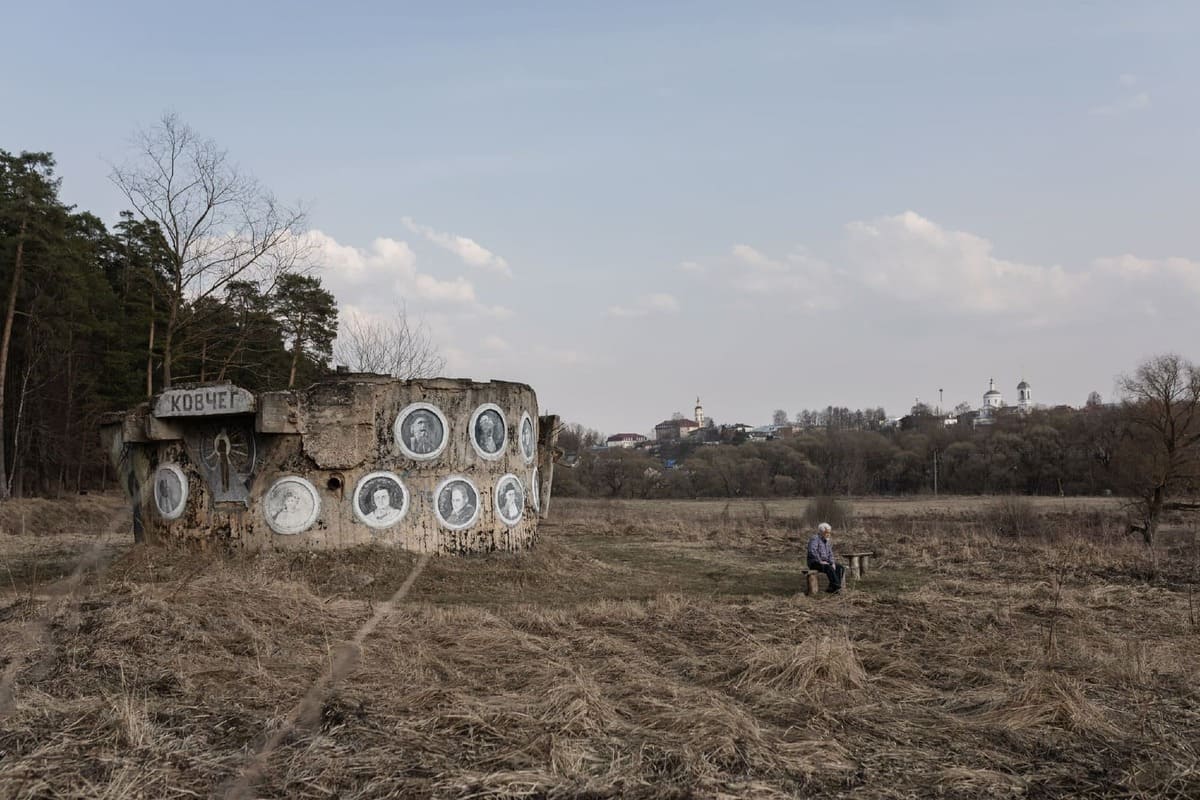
[271,273,338,388]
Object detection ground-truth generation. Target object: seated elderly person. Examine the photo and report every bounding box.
[806,522,846,594]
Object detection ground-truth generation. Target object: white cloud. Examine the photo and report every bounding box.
[645,293,680,312]
[1090,91,1151,116]
[1090,75,1151,116]
[401,217,512,277]
[442,345,471,371]
[304,229,511,320]
[726,244,839,308]
[481,334,512,352]
[677,260,704,273]
[842,211,1086,316]
[731,243,787,272]
[608,292,681,317]
[1094,254,1200,294]
[305,230,416,284]
[532,344,585,366]
[412,273,476,304]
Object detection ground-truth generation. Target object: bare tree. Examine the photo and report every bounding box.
[110,112,309,388]
[333,307,444,379]
[1117,353,1200,545]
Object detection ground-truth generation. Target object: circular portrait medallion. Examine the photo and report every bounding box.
[352,471,410,529]
[394,402,449,461]
[518,411,536,464]
[530,467,541,513]
[153,463,188,520]
[434,475,481,531]
[494,473,526,527]
[263,476,320,535]
[469,403,507,461]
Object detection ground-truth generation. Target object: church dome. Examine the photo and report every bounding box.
[1017,380,1030,390]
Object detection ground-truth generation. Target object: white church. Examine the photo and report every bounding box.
[975,377,1032,426]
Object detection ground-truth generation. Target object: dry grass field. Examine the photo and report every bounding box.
[1,493,1198,799]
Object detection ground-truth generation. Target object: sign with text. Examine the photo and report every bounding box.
[154,386,255,417]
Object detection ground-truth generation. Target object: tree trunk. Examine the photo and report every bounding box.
[59,339,75,497]
[9,328,39,497]
[146,292,156,398]
[8,391,24,499]
[288,322,304,388]
[216,307,258,382]
[0,216,28,501]
[162,301,177,388]
[216,334,245,382]
[1143,485,1164,545]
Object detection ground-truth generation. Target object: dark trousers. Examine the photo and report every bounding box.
[808,561,845,592]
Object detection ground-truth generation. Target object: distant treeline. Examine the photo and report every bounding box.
[554,404,1130,499]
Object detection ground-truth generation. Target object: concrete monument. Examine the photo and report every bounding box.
[100,378,558,553]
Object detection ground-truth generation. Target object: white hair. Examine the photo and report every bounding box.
[817,523,832,533]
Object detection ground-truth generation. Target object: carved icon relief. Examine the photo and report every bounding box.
[192,423,257,504]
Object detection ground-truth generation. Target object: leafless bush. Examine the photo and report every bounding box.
[333,306,444,378]
[985,496,1042,538]
[801,495,855,530]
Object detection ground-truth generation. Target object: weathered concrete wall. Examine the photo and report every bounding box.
[100,377,557,554]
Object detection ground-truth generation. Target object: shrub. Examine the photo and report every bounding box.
[802,495,855,530]
[987,496,1042,538]
[771,475,798,496]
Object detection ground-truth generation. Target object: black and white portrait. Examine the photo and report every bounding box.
[530,467,541,513]
[394,402,449,460]
[494,473,525,527]
[153,463,187,520]
[353,471,409,529]
[264,476,320,535]
[519,412,535,464]
[470,403,507,460]
[434,476,480,530]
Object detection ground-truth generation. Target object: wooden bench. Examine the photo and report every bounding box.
[800,551,877,596]
[843,551,876,580]
[799,569,823,596]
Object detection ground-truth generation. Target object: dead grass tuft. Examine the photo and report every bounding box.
[969,670,1121,737]
[731,633,867,698]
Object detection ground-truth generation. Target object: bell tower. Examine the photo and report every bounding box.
[694,397,705,427]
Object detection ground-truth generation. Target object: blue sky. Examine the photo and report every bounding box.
[4,2,1199,433]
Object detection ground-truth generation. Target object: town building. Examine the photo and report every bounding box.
[606,433,647,449]
[654,396,707,441]
[654,418,700,441]
[974,377,1033,427]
